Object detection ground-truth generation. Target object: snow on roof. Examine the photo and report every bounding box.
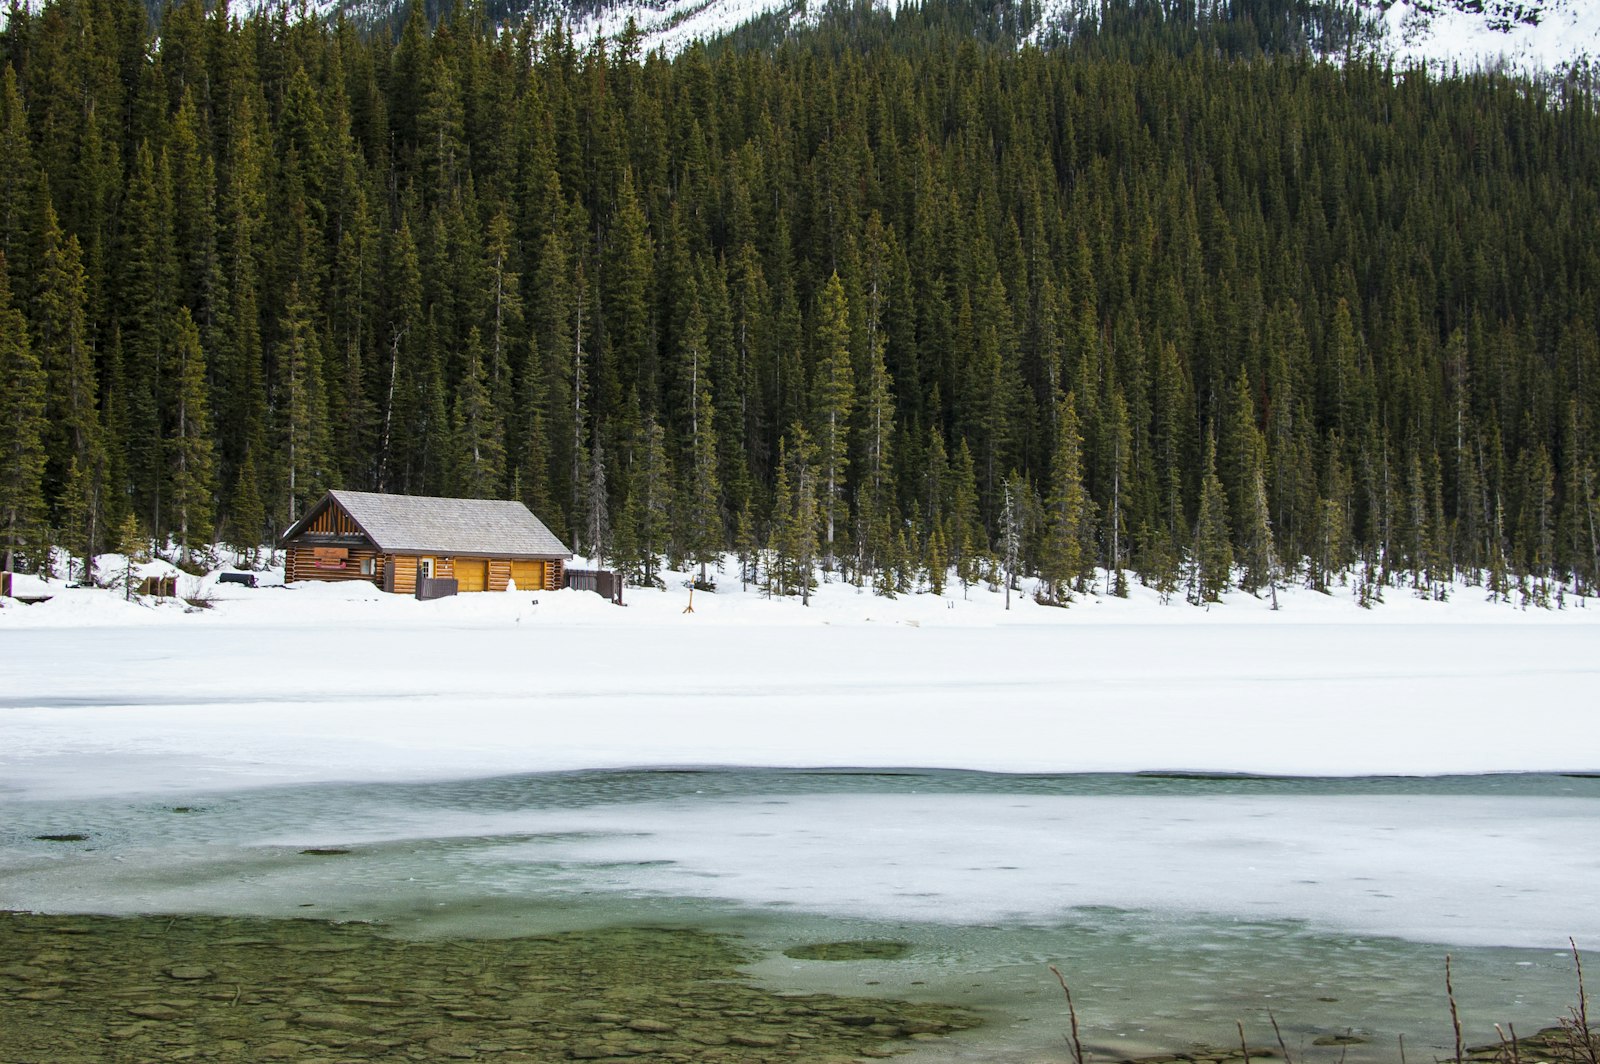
[287,490,572,559]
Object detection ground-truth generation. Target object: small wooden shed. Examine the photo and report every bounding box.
[280,490,572,594]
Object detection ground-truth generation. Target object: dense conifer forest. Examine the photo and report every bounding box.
[2,0,1598,604]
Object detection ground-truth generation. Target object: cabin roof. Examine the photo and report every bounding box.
[284,490,572,559]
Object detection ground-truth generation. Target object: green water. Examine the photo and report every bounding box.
[4,769,1598,1063]
[0,911,979,1063]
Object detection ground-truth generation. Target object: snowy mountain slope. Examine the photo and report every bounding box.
[568,0,806,53]
[1369,0,1599,73]
[531,0,1600,72]
[6,0,1593,75]
[1024,0,1597,73]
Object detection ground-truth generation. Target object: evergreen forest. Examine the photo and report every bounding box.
[3,0,1599,606]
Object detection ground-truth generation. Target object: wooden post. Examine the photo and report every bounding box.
[682,585,694,614]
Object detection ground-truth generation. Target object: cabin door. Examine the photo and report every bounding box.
[509,560,545,592]
[455,558,488,593]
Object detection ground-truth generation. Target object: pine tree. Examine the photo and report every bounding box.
[999,470,1027,610]
[451,327,505,498]
[1559,401,1599,595]
[483,207,523,410]
[603,169,653,404]
[682,360,722,587]
[1243,464,1280,604]
[1139,525,1181,604]
[35,203,102,578]
[1518,445,1556,606]
[583,423,611,565]
[1193,434,1233,604]
[217,96,270,512]
[514,335,556,531]
[0,66,42,292]
[1153,339,1193,542]
[734,498,758,592]
[950,437,984,597]
[276,284,331,529]
[1313,442,1353,593]
[229,445,267,565]
[379,219,424,492]
[812,272,854,574]
[417,54,467,202]
[1225,368,1276,593]
[168,307,216,565]
[116,511,145,601]
[1039,392,1090,605]
[0,258,47,574]
[1103,386,1132,596]
[925,522,947,597]
[169,92,221,346]
[626,414,670,586]
[116,141,177,535]
[771,426,819,604]
[765,444,797,598]
[856,331,896,582]
[1236,459,1277,595]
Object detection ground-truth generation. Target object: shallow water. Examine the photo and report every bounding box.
[1,911,981,1062]
[3,769,1598,1062]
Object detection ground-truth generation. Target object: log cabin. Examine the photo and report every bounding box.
[280,490,572,594]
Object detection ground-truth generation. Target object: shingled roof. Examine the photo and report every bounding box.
[284,490,571,559]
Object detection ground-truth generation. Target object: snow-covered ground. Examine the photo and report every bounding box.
[5,556,1598,1059]
[3,555,1597,801]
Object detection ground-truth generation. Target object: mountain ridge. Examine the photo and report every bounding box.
[259,0,1599,74]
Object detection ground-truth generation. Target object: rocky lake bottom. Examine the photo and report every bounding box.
[6,771,1600,1063]
[5,909,1598,1064]
[0,911,984,1063]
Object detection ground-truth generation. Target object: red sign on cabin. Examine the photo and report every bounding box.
[313,547,348,569]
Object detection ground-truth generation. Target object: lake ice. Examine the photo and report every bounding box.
[3,574,1598,1060]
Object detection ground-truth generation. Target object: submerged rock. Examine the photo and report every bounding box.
[164,964,213,981]
[783,939,910,961]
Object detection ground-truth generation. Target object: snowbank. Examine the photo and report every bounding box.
[3,555,1597,800]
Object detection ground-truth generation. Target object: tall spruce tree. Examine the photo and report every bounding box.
[1039,392,1091,605]
[275,284,331,530]
[451,327,506,498]
[35,204,102,576]
[0,258,47,574]
[1193,433,1234,604]
[168,307,216,564]
[812,272,854,574]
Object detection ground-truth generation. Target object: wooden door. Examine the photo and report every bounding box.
[455,558,488,592]
[508,559,545,591]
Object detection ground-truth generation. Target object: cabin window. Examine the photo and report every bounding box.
[418,558,434,580]
[360,558,375,576]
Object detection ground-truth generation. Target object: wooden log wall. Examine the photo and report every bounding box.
[296,552,568,593]
[285,546,382,586]
[388,555,418,595]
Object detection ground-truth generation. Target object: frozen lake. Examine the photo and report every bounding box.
[4,586,1599,1061]
[4,768,1597,1062]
